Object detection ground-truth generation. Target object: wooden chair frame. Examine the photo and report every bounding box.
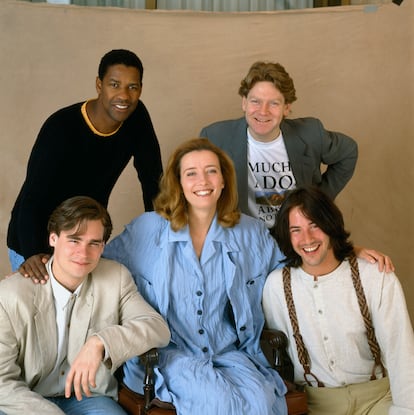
[118,329,307,415]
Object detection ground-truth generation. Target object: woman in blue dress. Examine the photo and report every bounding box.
[104,138,288,414]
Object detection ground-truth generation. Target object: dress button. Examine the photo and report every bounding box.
[198,329,204,335]
[202,347,208,353]
[196,291,202,296]
[197,310,202,315]
[240,326,246,331]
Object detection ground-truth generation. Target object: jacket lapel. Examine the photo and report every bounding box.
[67,274,93,363]
[281,120,312,185]
[233,118,249,213]
[33,283,58,375]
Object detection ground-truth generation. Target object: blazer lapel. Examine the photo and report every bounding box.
[33,283,58,375]
[281,120,312,185]
[67,274,94,362]
[233,118,249,213]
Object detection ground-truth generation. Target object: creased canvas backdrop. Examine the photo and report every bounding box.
[0,0,413,321]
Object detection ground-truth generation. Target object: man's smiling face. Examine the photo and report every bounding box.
[242,81,291,143]
[96,64,142,127]
[289,206,339,276]
[49,219,105,291]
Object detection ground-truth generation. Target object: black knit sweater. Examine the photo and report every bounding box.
[7,100,162,258]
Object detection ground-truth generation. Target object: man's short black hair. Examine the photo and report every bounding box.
[98,49,144,84]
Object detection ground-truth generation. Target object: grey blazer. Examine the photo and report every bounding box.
[200,117,358,214]
[0,258,170,415]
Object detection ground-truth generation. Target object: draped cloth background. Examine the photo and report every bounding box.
[0,0,412,322]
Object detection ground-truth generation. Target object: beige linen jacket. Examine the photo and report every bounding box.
[0,257,170,415]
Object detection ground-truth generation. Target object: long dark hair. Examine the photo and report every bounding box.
[272,186,354,267]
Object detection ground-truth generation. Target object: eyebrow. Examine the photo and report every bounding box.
[108,77,140,86]
[66,234,103,244]
[184,163,218,171]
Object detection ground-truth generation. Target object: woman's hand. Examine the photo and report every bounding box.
[354,246,395,273]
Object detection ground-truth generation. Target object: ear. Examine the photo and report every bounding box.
[241,96,247,112]
[283,103,292,118]
[96,76,102,94]
[49,233,58,247]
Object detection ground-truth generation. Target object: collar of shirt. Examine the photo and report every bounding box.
[47,257,83,352]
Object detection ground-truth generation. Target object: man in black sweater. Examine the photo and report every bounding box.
[7,49,162,271]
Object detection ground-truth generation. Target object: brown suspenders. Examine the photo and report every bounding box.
[282,253,386,387]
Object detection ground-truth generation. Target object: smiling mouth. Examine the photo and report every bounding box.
[72,259,91,266]
[303,245,319,253]
[114,103,129,110]
[194,190,213,196]
[254,117,271,123]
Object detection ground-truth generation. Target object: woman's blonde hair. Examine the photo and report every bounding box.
[154,138,240,231]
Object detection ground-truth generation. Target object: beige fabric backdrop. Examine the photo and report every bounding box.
[0,1,413,320]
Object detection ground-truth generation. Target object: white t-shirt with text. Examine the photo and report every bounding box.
[247,130,296,228]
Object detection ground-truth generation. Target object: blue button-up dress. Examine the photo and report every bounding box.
[104,212,287,415]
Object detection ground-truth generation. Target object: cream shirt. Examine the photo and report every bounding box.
[263,258,414,414]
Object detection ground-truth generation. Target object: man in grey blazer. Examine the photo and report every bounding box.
[200,61,358,228]
[0,196,170,415]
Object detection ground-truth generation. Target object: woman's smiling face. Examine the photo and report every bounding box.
[179,150,225,214]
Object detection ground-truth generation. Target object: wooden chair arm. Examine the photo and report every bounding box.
[140,348,159,411]
[261,328,294,382]
[261,329,308,415]
[118,348,159,415]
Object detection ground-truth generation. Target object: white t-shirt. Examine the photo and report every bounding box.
[247,129,296,228]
